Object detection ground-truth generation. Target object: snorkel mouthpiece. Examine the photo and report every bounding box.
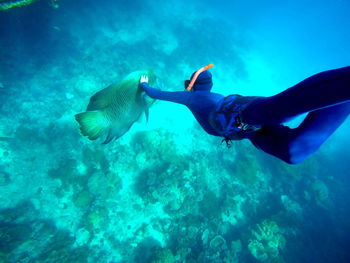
[186,64,214,91]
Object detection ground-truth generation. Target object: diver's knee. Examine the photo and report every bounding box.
[279,150,305,164]
[286,140,310,164]
[286,153,307,165]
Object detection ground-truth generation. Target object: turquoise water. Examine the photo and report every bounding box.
[0,0,349,262]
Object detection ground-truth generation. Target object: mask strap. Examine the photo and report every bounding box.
[186,64,214,91]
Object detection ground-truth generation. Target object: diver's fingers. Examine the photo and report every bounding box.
[140,75,149,83]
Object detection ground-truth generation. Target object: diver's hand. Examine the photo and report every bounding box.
[140,75,149,84]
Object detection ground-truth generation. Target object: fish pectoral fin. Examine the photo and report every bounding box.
[142,95,150,122]
[144,108,149,122]
[102,123,133,144]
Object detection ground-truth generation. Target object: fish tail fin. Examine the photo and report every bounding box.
[75,111,109,140]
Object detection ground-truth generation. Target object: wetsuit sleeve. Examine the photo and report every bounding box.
[140,82,191,105]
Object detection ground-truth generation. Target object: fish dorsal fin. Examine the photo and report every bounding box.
[86,84,118,111]
[87,71,147,111]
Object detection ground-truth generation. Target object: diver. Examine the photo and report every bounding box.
[139,65,350,164]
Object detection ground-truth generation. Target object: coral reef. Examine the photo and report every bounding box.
[248,220,286,262]
[150,248,175,263]
[0,0,348,262]
[0,171,10,186]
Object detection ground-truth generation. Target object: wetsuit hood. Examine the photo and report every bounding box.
[189,70,213,91]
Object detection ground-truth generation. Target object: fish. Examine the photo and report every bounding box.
[0,136,13,142]
[75,69,156,144]
[0,0,38,11]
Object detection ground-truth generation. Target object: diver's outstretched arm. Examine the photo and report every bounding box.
[242,66,350,125]
[140,82,191,105]
[250,102,350,164]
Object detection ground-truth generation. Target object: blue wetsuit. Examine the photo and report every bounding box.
[141,66,350,164]
[140,83,224,136]
[243,66,350,164]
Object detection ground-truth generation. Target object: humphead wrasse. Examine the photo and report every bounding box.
[75,69,156,144]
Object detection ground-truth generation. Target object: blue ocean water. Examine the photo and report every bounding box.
[0,0,349,262]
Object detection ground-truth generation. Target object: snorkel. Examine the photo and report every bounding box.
[186,64,214,91]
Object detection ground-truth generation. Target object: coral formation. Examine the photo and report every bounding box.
[0,171,10,186]
[248,220,286,262]
[150,248,175,263]
[0,0,348,262]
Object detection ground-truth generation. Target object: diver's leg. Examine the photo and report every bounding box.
[242,66,350,126]
[249,102,350,164]
[249,125,295,164]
